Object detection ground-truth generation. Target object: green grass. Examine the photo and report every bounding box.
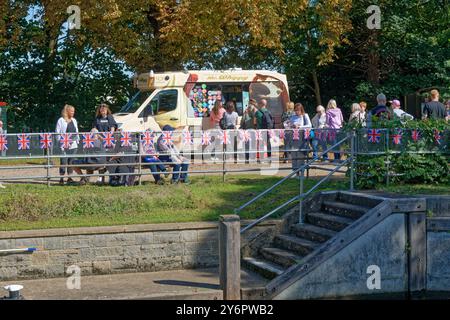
[0,175,447,231]
[381,183,450,195]
[0,175,346,231]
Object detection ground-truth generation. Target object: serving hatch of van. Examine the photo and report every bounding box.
[114,69,290,132]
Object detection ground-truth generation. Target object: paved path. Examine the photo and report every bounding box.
[0,268,267,300]
[0,160,346,185]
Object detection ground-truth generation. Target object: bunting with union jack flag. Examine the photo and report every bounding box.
[220,130,231,145]
[368,129,381,143]
[17,133,30,150]
[255,130,263,141]
[59,133,73,149]
[411,129,420,143]
[39,133,53,149]
[201,131,211,146]
[120,132,132,147]
[161,131,173,145]
[327,130,336,142]
[292,129,300,141]
[434,130,442,145]
[102,132,115,148]
[391,130,402,145]
[0,134,8,151]
[304,129,311,140]
[239,130,251,143]
[278,129,285,140]
[141,131,155,147]
[82,133,95,149]
[182,130,194,146]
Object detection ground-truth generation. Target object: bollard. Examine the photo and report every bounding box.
[2,285,24,300]
[219,215,241,300]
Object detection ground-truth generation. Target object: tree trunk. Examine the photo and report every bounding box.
[312,69,322,106]
[367,31,380,86]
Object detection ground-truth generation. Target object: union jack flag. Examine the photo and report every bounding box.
[82,133,95,149]
[293,129,300,141]
[201,131,211,146]
[316,130,325,141]
[102,132,115,148]
[327,130,336,142]
[278,129,285,140]
[39,133,53,149]
[17,133,30,150]
[304,129,311,140]
[120,132,132,147]
[434,130,442,145]
[59,133,73,149]
[161,131,173,145]
[268,129,276,139]
[368,129,381,143]
[0,134,8,151]
[182,130,194,145]
[255,130,264,141]
[141,131,155,147]
[411,129,420,142]
[239,130,251,143]
[220,130,230,145]
[392,131,402,145]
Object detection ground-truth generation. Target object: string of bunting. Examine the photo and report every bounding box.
[0,129,446,151]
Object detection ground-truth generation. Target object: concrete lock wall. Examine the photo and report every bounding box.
[274,214,408,300]
[426,195,450,292]
[0,220,279,281]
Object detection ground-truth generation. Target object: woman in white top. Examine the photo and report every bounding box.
[55,104,79,185]
[288,103,311,173]
[311,105,329,161]
[349,103,365,126]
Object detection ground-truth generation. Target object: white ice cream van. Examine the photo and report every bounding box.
[114,69,290,132]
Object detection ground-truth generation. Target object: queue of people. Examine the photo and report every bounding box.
[282,89,448,165]
[54,103,190,186]
[44,88,450,186]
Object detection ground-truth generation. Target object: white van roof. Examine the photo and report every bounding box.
[134,69,287,91]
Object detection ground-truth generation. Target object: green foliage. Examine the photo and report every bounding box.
[355,120,449,189]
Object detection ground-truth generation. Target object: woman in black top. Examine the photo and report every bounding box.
[93,104,118,133]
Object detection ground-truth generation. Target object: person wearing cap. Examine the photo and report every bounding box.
[157,125,190,184]
[391,99,414,121]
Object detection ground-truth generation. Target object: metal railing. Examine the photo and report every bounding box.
[0,129,350,185]
[237,132,354,234]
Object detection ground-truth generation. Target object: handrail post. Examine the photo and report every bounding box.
[138,134,142,186]
[350,130,355,191]
[299,167,305,224]
[46,144,51,187]
[219,215,241,300]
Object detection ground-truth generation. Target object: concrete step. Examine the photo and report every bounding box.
[260,247,303,268]
[306,212,354,232]
[290,223,337,243]
[242,257,285,280]
[273,234,320,256]
[322,200,368,219]
[337,191,383,208]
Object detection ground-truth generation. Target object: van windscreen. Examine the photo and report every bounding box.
[119,91,153,114]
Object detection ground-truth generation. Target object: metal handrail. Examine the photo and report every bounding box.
[234,134,351,214]
[240,158,351,234]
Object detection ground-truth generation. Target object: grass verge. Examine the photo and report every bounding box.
[0,175,346,231]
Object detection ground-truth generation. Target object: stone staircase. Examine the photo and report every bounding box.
[242,193,374,280]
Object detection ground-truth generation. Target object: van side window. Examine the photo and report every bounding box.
[139,90,178,118]
[158,90,178,114]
